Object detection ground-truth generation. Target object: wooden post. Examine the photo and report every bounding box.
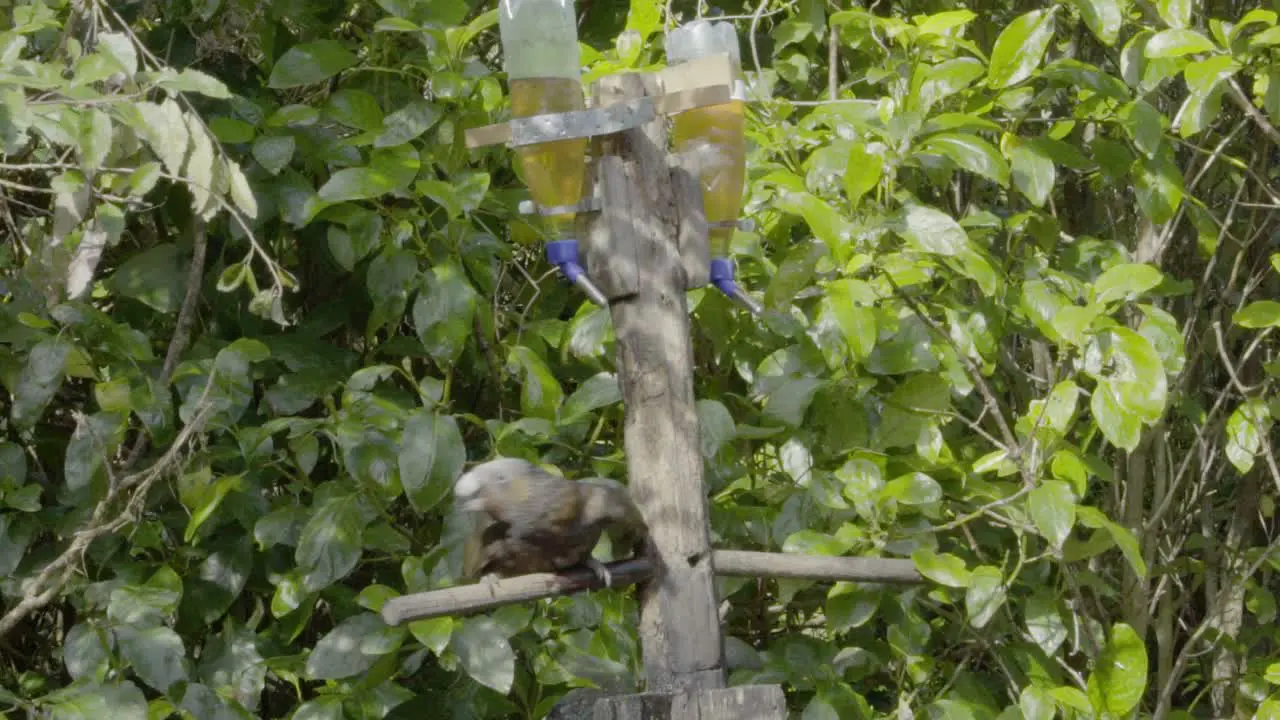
[587,72,727,695]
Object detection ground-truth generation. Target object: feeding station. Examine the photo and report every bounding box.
[378,5,925,717]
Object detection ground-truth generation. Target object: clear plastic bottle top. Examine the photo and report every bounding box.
[664,19,740,65]
[498,0,582,81]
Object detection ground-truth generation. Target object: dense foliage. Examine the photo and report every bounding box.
[2,0,1280,717]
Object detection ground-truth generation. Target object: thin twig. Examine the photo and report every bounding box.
[1225,78,1280,148]
[0,376,218,639]
[122,218,208,470]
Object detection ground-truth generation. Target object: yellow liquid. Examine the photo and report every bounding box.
[509,77,588,237]
[672,99,746,258]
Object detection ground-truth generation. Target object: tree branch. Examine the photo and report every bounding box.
[0,375,218,640]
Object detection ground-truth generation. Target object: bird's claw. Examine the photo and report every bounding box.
[479,573,501,595]
[584,558,613,588]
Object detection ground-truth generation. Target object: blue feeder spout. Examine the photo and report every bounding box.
[710,257,762,315]
[547,239,608,307]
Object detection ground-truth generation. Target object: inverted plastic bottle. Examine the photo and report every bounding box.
[498,0,605,306]
[664,20,757,313]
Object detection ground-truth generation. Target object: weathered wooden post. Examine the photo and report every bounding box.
[587,70,741,705]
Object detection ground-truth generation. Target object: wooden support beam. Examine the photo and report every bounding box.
[594,71,726,695]
[713,550,923,584]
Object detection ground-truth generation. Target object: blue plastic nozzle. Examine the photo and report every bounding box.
[547,239,608,307]
[709,257,762,315]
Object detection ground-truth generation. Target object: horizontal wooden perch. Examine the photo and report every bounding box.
[464,54,737,150]
[380,558,654,625]
[380,551,923,626]
[713,550,923,584]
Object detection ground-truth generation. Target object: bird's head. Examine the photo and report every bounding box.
[454,457,539,512]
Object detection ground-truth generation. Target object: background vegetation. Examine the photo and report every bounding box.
[2,0,1279,716]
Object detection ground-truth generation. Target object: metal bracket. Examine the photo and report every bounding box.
[518,193,603,217]
[464,54,740,150]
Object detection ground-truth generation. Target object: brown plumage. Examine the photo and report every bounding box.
[454,457,649,587]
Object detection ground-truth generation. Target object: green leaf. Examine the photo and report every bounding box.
[561,372,622,424]
[78,109,113,172]
[1009,137,1055,207]
[409,617,454,656]
[696,399,736,459]
[772,193,851,264]
[1132,151,1184,224]
[1091,379,1142,451]
[107,566,183,625]
[1074,0,1121,45]
[296,493,369,592]
[209,116,254,144]
[325,89,385,131]
[1144,28,1216,57]
[964,566,1006,628]
[897,204,970,256]
[106,243,189,314]
[452,616,516,694]
[0,514,31,576]
[914,9,977,36]
[881,472,942,505]
[1042,59,1131,100]
[765,240,827,310]
[65,412,127,493]
[10,337,70,429]
[152,68,231,98]
[505,346,564,420]
[1029,480,1076,549]
[268,40,358,89]
[911,549,972,587]
[1092,262,1163,305]
[1119,100,1165,158]
[305,613,388,680]
[374,100,441,147]
[1086,623,1148,715]
[1225,399,1268,474]
[844,143,881,206]
[821,280,877,359]
[412,263,478,365]
[114,626,189,693]
[1104,519,1148,577]
[1157,0,1191,28]
[917,58,986,111]
[783,529,851,556]
[986,9,1056,89]
[398,411,465,514]
[1049,686,1093,714]
[1233,300,1280,328]
[63,623,111,682]
[251,135,295,175]
[919,132,1010,187]
[826,582,881,632]
[1051,450,1090,496]
[43,680,148,720]
[316,167,398,204]
[1025,591,1067,655]
[182,472,242,543]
